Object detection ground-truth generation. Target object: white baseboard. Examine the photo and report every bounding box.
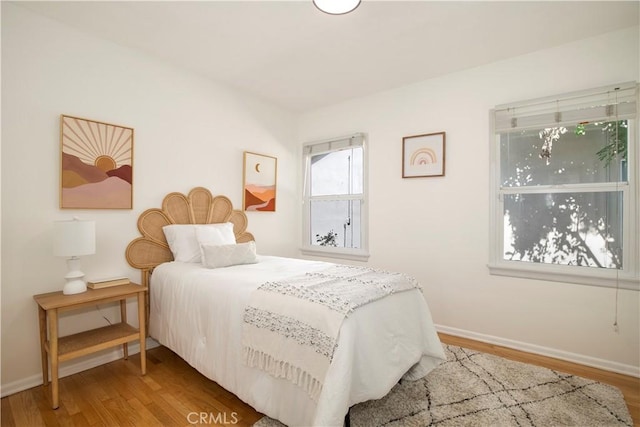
[436,324,640,378]
[4,328,638,399]
[0,338,160,398]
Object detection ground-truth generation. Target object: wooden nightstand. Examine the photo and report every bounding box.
[33,283,147,409]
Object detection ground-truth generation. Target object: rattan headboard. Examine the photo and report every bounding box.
[126,187,255,287]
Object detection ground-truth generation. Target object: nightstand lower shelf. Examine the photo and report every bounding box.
[49,323,140,362]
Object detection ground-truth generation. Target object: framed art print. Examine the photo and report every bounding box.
[402,131,446,178]
[243,151,277,211]
[60,115,133,209]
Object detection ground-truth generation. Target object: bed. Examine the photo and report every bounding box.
[126,187,446,426]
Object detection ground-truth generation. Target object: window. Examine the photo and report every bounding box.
[301,133,369,260]
[489,83,639,289]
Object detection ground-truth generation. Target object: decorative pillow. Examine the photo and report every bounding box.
[162,223,236,263]
[201,241,258,269]
[196,223,236,261]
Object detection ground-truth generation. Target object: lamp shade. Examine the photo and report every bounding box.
[313,0,360,15]
[53,219,96,257]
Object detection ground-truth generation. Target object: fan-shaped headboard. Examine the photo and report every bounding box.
[126,187,255,287]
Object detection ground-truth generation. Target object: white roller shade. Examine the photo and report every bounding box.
[494,82,638,132]
[303,133,365,156]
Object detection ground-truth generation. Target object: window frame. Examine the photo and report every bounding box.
[301,133,370,261]
[488,84,639,290]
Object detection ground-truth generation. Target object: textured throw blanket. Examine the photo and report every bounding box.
[242,264,421,401]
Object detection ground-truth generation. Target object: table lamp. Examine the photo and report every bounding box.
[53,218,96,295]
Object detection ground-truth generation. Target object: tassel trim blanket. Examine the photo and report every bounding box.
[242,264,421,401]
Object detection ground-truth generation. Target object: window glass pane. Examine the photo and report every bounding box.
[310,200,361,248]
[500,120,628,187]
[503,191,623,269]
[311,147,363,196]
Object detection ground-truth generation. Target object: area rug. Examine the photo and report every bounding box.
[253,344,633,427]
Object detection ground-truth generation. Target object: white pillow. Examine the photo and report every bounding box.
[196,223,236,262]
[162,223,236,263]
[201,241,258,269]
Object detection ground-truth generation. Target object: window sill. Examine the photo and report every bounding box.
[300,247,370,262]
[488,263,639,291]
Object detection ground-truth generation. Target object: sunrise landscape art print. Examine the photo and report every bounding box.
[243,151,277,212]
[60,115,133,209]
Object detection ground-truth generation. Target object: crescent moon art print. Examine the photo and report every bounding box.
[60,115,134,209]
[243,151,277,211]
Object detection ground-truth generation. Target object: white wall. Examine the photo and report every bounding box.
[1,3,299,392]
[298,26,640,375]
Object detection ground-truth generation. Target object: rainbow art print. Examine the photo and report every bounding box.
[402,132,446,178]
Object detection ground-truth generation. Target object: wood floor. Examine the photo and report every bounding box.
[1,347,263,427]
[2,333,638,426]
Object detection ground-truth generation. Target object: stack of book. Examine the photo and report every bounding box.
[87,277,130,289]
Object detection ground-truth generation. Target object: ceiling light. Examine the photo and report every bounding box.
[313,0,361,15]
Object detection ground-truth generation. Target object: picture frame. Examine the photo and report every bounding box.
[243,151,277,211]
[60,115,133,209]
[402,131,446,178]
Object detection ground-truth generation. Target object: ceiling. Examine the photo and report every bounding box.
[15,1,640,112]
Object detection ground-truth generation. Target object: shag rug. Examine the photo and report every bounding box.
[253,344,633,427]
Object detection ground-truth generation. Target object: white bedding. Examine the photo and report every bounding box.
[150,256,446,426]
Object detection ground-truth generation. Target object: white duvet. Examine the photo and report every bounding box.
[150,256,446,426]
